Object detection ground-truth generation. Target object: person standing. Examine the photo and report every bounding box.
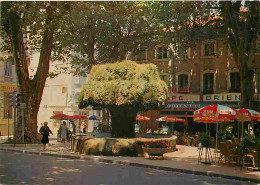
[60,121,68,144]
[39,122,53,151]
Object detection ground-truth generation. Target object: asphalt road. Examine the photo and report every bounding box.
[0,151,256,185]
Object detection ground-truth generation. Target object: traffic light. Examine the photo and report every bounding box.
[9,92,14,107]
[14,92,21,107]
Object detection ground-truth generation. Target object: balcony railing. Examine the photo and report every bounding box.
[170,87,191,94]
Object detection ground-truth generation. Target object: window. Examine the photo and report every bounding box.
[178,74,188,92]
[203,73,214,94]
[156,46,168,59]
[4,62,12,77]
[3,92,12,119]
[202,41,216,56]
[62,87,68,93]
[230,72,240,92]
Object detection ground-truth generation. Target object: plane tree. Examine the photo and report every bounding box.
[1,1,71,141]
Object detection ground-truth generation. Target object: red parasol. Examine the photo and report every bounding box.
[50,114,70,120]
[156,116,185,134]
[156,116,185,122]
[194,105,237,161]
[194,115,234,123]
[136,115,150,121]
[69,115,88,120]
[236,108,260,138]
[194,104,237,120]
[236,108,260,121]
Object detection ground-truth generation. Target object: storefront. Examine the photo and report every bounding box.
[0,83,17,136]
[160,93,241,133]
[162,93,241,117]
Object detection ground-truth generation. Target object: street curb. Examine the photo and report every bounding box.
[0,147,259,183]
[0,144,42,147]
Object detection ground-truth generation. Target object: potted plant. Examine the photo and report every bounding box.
[142,140,173,159]
[198,133,211,148]
[242,135,256,148]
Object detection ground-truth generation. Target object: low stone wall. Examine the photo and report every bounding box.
[72,135,177,156]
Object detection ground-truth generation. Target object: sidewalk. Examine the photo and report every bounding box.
[0,141,259,183]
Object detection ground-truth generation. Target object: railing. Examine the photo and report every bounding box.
[170,87,191,94]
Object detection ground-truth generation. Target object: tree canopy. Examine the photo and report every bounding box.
[79,61,167,138]
[57,2,155,76]
[79,61,167,110]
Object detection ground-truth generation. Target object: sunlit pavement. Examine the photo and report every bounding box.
[0,151,256,185]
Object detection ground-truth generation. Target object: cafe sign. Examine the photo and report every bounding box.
[203,93,240,102]
[169,93,200,102]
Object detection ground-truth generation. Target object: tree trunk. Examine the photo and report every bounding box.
[222,1,259,109]
[24,94,40,140]
[109,107,138,138]
[240,62,256,109]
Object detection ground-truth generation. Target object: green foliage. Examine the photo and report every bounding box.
[198,133,211,147]
[218,130,234,141]
[149,1,218,56]
[242,135,257,148]
[79,61,167,111]
[56,1,155,74]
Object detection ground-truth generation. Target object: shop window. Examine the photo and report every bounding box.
[202,41,216,56]
[203,73,214,94]
[156,46,168,59]
[3,92,12,119]
[178,74,189,92]
[4,62,12,77]
[230,72,240,93]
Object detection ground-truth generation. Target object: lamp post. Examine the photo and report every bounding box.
[7,110,10,140]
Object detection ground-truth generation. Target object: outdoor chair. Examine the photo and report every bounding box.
[218,141,240,165]
[240,148,257,169]
[234,138,240,145]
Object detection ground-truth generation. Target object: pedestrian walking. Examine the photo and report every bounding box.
[60,121,68,144]
[39,122,53,151]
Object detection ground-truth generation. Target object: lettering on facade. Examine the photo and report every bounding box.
[169,93,200,102]
[203,93,241,102]
[166,103,201,110]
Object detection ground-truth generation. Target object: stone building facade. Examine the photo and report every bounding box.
[0,53,17,136]
[136,38,260,132]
